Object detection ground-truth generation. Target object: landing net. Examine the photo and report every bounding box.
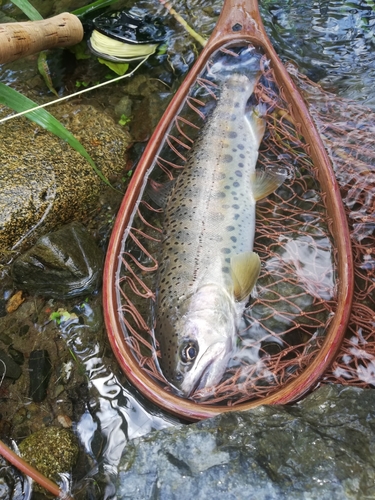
[114,45,341,405]
[288,67,375,389]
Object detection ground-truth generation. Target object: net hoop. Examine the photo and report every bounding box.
[103,0,353,420]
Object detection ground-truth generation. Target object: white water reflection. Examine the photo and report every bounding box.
[59,305,178,497]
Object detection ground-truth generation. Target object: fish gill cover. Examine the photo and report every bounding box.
[112,43,339,407]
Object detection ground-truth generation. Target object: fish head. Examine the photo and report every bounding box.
[166,285,238,397]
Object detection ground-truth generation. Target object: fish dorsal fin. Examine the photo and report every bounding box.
[147,179,176,208]
[251,171,286,201]
[231,252,261,301]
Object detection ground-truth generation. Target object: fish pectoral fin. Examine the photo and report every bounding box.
[231,252,261,301]
[147,179,176,208]
[251,170,286,201]
[246,105,267,147]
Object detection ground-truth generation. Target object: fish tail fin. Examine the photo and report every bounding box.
[208,48,264,83]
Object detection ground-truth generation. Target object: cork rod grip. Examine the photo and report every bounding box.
[0,13,84,64]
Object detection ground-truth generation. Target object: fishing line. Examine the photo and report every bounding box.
[0,54,151,124]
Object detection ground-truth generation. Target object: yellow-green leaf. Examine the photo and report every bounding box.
[98,58,129,76]
[37,52,58,97]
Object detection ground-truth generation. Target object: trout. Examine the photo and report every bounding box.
[154,67,284,397]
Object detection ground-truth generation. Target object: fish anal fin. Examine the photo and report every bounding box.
[252,171,286,201]
[147,179,175,208]
[231,252,261,301]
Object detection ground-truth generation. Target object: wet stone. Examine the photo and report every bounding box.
[12,222,103,298]
[0,333,12,345]
[28,350,52,403]
[117,385,375,500]
[0,300,6,318]
[7,347,24,365]
[0,349,22,380]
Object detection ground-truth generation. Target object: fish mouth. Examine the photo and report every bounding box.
[184,359,214,399]
[179,340,232,399]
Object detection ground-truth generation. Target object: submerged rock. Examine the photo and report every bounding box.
[12,222,103,298]
[0,349,22,380]
[28,349,52,402]
[117,385,375,499]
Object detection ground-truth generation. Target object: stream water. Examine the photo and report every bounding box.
[0,0,374,498]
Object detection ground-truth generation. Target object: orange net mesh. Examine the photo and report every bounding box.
[114,45,348,405]
[287,66,375,388]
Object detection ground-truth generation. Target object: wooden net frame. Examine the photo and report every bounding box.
[111,46,343,406]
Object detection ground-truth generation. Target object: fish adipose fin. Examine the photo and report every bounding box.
[231,252,261,301]
[251,170,286,201]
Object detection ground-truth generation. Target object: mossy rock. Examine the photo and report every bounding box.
[0,102,131,263]
[19,426,79,484]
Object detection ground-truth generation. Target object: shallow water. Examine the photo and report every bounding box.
[262,0,375,106]
[0,0,374,497]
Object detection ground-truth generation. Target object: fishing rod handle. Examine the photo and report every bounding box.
[0,13,83,64]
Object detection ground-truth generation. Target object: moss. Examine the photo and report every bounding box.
[19,426,79,482]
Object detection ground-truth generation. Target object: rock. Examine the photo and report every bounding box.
[19,427,79,486]
[114,96,133,121]
[0,349,22,380]
[28,350,52,402]
[119,75,172,141]
[117,385,375,499]
[12,222,103,298]
[0,102,131,263]
[7,347,24,365]
[0,300,6,318]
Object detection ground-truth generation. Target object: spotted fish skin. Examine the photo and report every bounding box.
[155,72,268,397]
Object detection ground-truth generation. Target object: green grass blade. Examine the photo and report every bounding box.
[10,0,43,21]
[72,0,119,18]
[0,83,113,187]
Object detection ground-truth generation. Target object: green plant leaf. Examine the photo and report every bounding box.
[37,52,58,97]
[69,40,91,60]
[118,114,131,126]
[98,58,129,76]
[72,0,119,18]
[0,83,113,188]
[157,43,168,55]
[10,0,43,21]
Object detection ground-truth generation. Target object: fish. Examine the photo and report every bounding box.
[153,64,285,398]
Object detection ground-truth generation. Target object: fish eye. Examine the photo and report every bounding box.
[180,342,198,363]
